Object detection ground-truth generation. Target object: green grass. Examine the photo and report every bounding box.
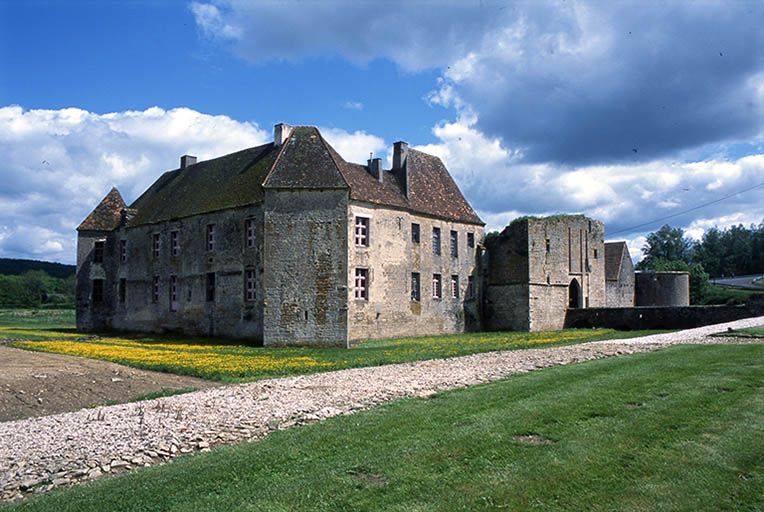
[5,344,764,511]
[702,284,762,305]
[0,310,663,382]
[721,325,764,338]
[0,309,74,330]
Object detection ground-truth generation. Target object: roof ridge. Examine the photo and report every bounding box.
[317,129,350,189]
[261,135,293,188]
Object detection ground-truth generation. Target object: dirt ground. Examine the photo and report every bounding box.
[0,345,217,422]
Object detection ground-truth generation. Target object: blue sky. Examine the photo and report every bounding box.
[1,0,763,263]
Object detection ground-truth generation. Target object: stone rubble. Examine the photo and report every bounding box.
[1,315,762,502]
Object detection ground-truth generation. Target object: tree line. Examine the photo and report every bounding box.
[636,220,764,303]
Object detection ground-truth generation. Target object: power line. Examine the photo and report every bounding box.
[608,180,764,236]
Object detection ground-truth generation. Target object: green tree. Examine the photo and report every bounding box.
[640,224,694,267]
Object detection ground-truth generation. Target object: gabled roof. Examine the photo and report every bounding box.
[605,241,629,281]
[118,125,483,227]
[77,187,126,231]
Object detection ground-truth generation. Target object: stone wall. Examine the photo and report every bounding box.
[347,202,483,342]
[566,302,764,330]
[263,189,349,347]
[483,216,604,331]
[76,229,118,331]
[606,249,635,307]
[103,205,264,339]
[635,271,689,306]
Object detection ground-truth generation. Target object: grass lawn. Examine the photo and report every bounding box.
[0,309,662,382]
[0,309,74,330]
[702,284,763,305]
[5,343,764,511]
[722,325,764,338]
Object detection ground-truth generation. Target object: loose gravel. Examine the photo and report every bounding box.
[2,316,763,501]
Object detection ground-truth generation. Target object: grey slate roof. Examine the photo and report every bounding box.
[605,241,629,281]
[115,125,483,227]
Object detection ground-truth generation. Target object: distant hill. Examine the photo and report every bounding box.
[0,258,75,279]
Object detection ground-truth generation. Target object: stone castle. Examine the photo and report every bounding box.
[76,123,688,347]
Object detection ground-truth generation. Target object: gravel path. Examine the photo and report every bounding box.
[2,316,763,501]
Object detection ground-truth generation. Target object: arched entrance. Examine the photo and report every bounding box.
[568,279,581,309]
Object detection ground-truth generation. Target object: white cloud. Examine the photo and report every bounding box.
[419,115,764,242]
[0,106,394,264]
[342,101,364,111]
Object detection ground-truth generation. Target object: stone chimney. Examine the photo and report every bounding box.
[368,157,383,183]
[180,155,197,169]
[392,141,409,196]
[274,123,294,146]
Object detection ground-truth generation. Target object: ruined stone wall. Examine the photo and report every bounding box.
[483,221,530,331]
[347,203,483,342]
[526,217,605,329]
[106,205,264,339]
[76,230,118,331]
[483,216,605,332]
[263,189,349,347]
[606,251,635,307]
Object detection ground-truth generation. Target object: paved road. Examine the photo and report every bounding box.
[711,274,764,290]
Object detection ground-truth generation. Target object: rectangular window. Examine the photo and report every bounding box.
[546,239,551,253]
[432,227,441,256]
[206,272,215,302]
[467,232,475,248]
[411,272,421,301]
[170,230,179,256]
[206,224,215,252]
[119,278,126,304]
[92,279,104,304]
[467,276,475,299]
[93,241,104,263]
[354,216,370,247]
[593,248,598,259]
[411,223,420,244]
[152,233,160,258]
[245,269,256,302]
[120,239,127,263]
[432,273,442,299]
[451,275,459,299]
[152,276,160,303]
[169,275,178,311]
[354,268,369,300]
[245,218,256,248]
[450,230,458,257]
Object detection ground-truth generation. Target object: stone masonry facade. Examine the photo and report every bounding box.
[77,124,484,347]
[77,123,658,345]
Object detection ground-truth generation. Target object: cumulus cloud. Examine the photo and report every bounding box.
[418,116,764,239]
[0,106,385,263]
[193,1,764,166]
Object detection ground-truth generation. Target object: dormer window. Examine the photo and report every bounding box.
[355,217,370,247]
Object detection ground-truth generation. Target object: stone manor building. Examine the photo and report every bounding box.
[77,124,484,347]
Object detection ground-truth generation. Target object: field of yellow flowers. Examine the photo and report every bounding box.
[1,309,660,382]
